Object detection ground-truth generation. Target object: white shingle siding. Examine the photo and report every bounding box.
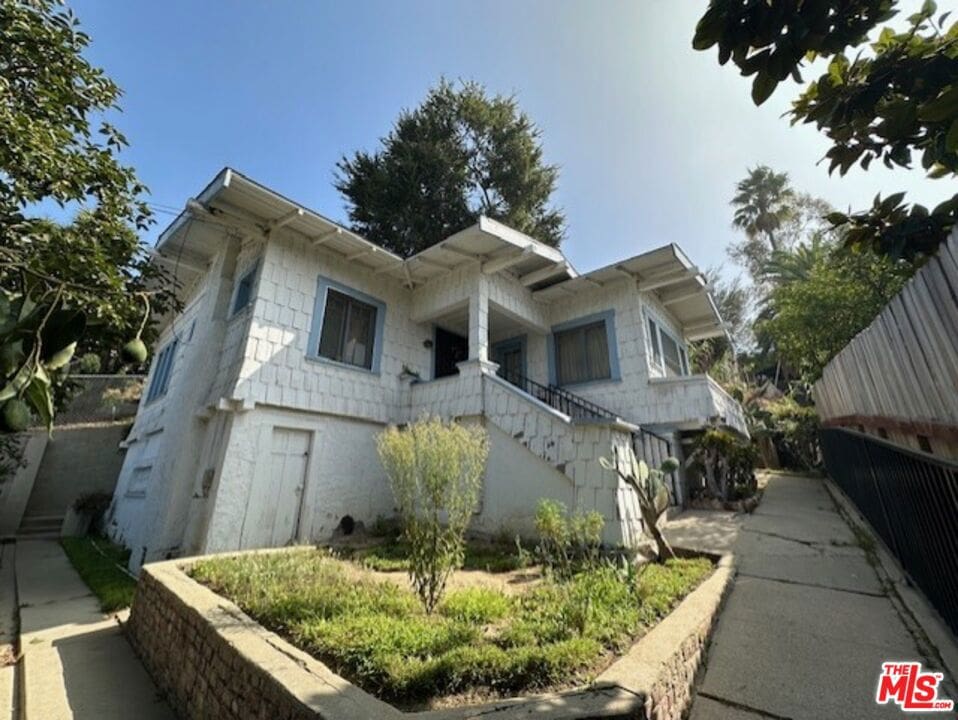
[110,214,745,570]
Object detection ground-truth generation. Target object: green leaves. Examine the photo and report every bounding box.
[336,79,565,257]
[694,0,958,257]
[1,0,179,431]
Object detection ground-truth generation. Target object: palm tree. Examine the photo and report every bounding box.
[731,166,795,252]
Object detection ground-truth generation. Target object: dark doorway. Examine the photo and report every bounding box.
[434,327,468,379]
[492,337,525,386]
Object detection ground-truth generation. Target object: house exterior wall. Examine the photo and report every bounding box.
[201,406,394,553]
[110,209,745,569]
[231,231,431,423]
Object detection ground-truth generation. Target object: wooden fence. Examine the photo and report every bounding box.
[813,228,958,457]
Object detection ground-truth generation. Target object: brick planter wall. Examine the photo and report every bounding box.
[127,551,734,720]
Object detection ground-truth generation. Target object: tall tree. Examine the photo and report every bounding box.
[336,79,564,257]
[694,0,958,259]
[731,166,795,253]
[0,0,175,432]
[758,243,915,381]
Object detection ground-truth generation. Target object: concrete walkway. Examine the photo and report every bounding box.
[667,473,956,720]
[15,540,173,720]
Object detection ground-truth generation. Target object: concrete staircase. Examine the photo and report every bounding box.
[16,515,63,540]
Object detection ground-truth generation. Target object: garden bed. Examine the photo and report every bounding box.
[187,548,712,709]
[129,547,734,720]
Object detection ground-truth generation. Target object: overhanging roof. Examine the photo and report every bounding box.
[532,244,725,340]
[154,169,723,338]
[154,170,575,289]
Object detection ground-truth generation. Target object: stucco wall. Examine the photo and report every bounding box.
[202,406,394,553]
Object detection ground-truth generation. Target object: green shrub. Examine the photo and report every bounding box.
[439,587,511,624]
[533,499,604,578]
[378,417,488,612]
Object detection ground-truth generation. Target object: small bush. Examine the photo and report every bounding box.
[534,499,604,578]
[377,417,488,612]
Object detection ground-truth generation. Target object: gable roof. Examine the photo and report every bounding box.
[154,168,724,339]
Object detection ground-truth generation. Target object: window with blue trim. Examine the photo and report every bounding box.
[647,315,690,377]
[145,339,178,402]
[231,263,258,316]
[554,320,611,385]
[308,279,386,373]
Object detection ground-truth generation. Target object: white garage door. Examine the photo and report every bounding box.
[240,427,311,549]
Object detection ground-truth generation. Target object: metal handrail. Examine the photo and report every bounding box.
[499,371,618,421]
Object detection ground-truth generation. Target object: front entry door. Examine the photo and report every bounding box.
[241,427,311,549]
[493,338,525,385]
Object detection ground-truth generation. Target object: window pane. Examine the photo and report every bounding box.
[648,318,661,364]
[661,332,682,376]
[555,321,610,385]
[343,299,375,369]
[318,290,347,361]
[556,328,586,385]
[233,275,251,313]
[680,347,689,375]
[583,322,610,380]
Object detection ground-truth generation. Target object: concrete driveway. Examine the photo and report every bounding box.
[670,473,956,720]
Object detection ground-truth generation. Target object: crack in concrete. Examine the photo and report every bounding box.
[739,527,826,552]
[735,572,886,598]
[696,691,794,719]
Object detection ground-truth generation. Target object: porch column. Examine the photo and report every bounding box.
[468,277,490,363]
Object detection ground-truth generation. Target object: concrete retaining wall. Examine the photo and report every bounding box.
[127,551,734,720]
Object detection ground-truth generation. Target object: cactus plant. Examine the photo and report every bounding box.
[599,445,677,561]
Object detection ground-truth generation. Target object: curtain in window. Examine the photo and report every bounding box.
[556,321,610,385]
[318,291,347,360]
[584,322,610,380]
[317,288,377,370]
[343,300,375,368]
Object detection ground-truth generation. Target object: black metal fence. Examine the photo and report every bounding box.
[500,371,618,421]
[820,427,958,636]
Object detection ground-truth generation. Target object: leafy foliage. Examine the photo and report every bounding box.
[532,499,604,579]
[694,1,958,258]
[377,417,488,612]
[0,0,176,431]
[749,394,823,471]
[758,243,914,381]
[191,548,712,704]
[340,539,528,574]
[599,449,678,561]
[336,79,564,257]
[687,428,758,502]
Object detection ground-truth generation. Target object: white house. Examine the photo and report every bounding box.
[106,168,747,570]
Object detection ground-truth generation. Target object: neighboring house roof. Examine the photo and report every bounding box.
[153,167,725,339]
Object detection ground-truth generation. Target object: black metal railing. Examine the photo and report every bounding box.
[633,426,673,469]
[499,371,618,421]
[820,427,958,636]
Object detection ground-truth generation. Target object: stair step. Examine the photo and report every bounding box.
[18,516,64,534]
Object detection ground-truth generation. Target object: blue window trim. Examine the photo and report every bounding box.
[491,334,527,378]
[306,275,386,375]
[145,338,179,403]
[547,310,620,387]
[230,261,260,318]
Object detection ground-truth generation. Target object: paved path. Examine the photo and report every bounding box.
[668,473,956,720]
[15,540,173,720]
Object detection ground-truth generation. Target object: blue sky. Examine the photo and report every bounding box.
[72,0,950,280]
